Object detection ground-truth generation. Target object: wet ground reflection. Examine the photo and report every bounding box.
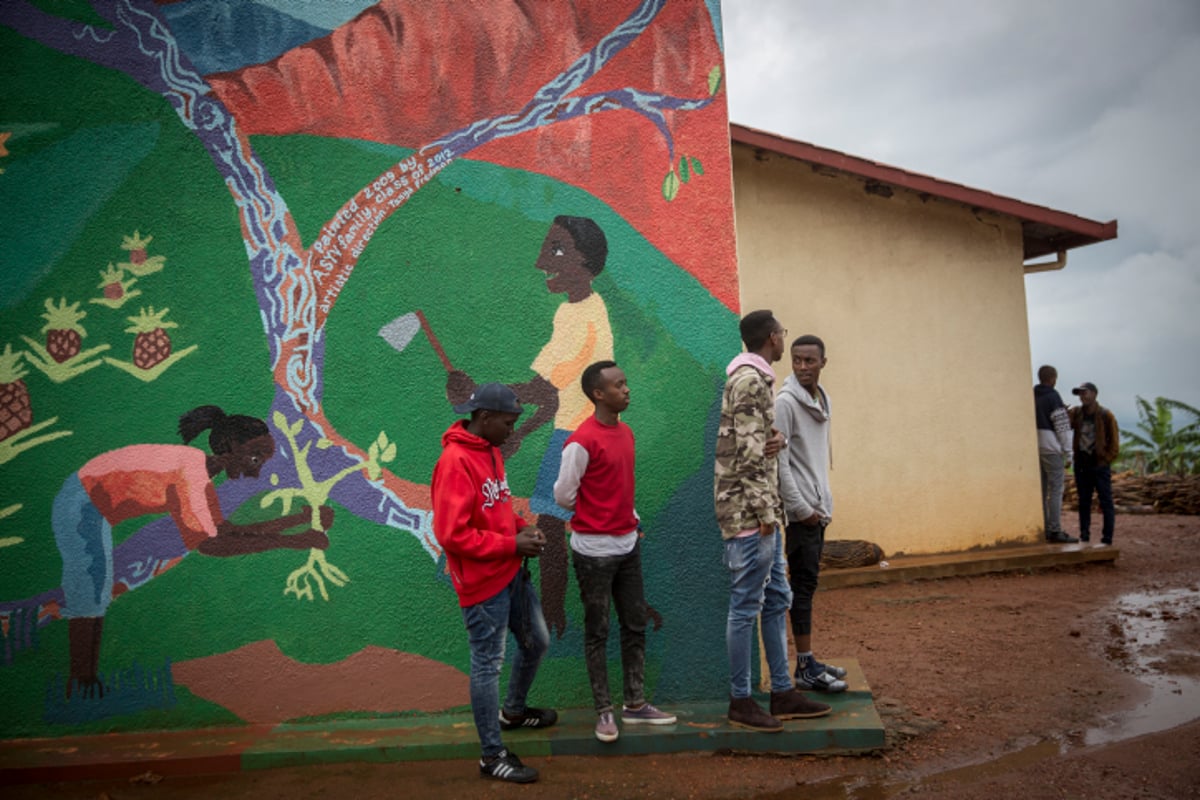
[758,586,1200,799]
[1083,586,1200,746]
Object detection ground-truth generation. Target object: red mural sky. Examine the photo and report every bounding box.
[209,0,740,311]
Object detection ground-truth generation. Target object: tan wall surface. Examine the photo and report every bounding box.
[732,143,1044,555]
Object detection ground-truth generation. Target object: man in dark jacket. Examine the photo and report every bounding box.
[1034,365,1077,543]
[1068,382,1120,545]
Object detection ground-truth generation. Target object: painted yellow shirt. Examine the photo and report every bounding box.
[530,292,613,430]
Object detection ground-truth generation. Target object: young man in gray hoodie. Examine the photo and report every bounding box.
[775,334,848,693]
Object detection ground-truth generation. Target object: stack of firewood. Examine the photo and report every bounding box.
[1063,471,1200,515]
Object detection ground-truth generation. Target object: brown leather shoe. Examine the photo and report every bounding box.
[728,695,783,732]
[770,688,832,720]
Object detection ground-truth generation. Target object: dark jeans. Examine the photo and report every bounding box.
[786,521,826,637]
[1074,454,1115,543]
[572,541,647,713]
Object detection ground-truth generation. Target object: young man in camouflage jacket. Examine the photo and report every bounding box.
[714,310,830,733]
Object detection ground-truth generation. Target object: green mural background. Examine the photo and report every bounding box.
[0,0,742,739]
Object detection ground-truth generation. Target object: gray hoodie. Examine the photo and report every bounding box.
[775,373,832,524]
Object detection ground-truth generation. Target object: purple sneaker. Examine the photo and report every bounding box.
[621,702,677,725]
[595,711,619,742]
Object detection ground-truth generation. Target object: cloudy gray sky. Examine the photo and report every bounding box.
[721,0,1200,428]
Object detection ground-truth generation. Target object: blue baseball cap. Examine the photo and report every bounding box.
[453,382,524,415]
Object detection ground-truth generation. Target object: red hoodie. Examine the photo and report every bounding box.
[432,420,526,607]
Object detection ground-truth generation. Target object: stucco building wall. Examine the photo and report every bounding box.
[731,143,1044,555]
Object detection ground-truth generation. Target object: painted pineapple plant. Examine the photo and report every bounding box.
[90,263,141,309]
[0,342,72,464]
[0,344,30,443]
[128,307,174,369]
[20,299,110,382]
[103,306,197,381]
[119,231,166,277]
[41,298,87,363]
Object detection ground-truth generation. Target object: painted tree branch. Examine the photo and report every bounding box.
[305,0,719,335]
[0,0,716,610]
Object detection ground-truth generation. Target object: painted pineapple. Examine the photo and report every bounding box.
[0,344,31,443]
[97,263,137,302]
[40,298,87,363]
[120,231,166,277]
[125,306,178,369]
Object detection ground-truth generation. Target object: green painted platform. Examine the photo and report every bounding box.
[0,660,883,784]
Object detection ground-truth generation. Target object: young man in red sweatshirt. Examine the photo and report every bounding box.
[553,361,676,743]
[432,383,556,784]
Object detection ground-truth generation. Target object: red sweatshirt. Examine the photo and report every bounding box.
[431,420,525,607]
[558,415,638,535]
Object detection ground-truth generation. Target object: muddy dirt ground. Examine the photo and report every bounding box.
[13,514,1200,799]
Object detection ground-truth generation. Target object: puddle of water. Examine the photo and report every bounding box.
[754,586,1200,799]
[1083,586,1200,746]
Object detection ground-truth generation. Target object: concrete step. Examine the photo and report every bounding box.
[0,660,883,784]
[821,541,1119,590]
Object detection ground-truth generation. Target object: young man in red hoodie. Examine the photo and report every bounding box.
[553,361,676,743]
[432,383,556,784]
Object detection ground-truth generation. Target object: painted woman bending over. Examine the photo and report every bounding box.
[52,404,333,695]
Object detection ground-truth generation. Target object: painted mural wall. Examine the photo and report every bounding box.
[0,0,740,738]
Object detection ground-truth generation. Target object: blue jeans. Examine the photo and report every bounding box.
[462,568,551,756]
[724,530,793,698]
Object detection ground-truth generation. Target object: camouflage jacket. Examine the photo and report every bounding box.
[713,358,783,539]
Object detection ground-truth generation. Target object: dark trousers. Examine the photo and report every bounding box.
[572,541,647,713]
[786,521,826,638]
[1074,454,1115,543]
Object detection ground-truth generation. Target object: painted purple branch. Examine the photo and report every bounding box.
[436,87,714,163]
[526,0,666,107]
[0,0,136,76]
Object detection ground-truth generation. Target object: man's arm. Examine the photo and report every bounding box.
[1051,405,1073,460]
[1102,410,1121,464]
[774,395,817,523]
[553,441,589,511]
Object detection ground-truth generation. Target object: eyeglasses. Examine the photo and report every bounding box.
[776,328,788,338]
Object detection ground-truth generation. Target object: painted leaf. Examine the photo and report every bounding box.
[272,410,287,431]
[316,438,332,449]
[662,169,680,202]
[382,442,397,462]
[680,156,690,183]
[708,65,722,96]
[691,157,704,176]
[367,462,381,481]
[289,417,303,437]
